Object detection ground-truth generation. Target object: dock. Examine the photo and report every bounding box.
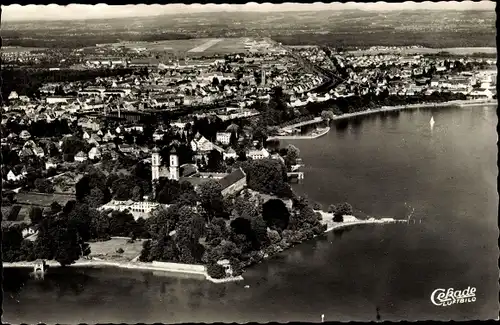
[287,171,304,180]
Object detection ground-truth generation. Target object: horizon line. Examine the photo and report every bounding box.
[2,2,495,22]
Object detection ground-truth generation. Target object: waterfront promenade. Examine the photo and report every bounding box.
[272,99,496,140]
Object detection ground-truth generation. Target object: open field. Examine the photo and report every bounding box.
[187,38,223,53]
[88,237,146,262]
[110,38,204,53]
[109,37,263,56]
[15,192,76,208]
[1,46,48,53]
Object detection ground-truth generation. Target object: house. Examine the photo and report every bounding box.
[22,225,38,239]
[118,144,134,154]
[8,91,19,100]
[82,131,91,140]
[102,131,115,142]
[220,167,247,197]
[6,170,24,182]
[19,147,34,159]
[32,146,45,158]
[216,132,231,145]
[153,130,165,141]
[74,151,88,162]
[190,134,219,158]
[45,158,58,170]
[247,148,270,160]
[88,147,102,160]
[19,130,31,140]
[223,147,238,160]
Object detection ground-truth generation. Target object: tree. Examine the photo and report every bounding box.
[90,210,111,240]
[132,186,143,201]
[108,210,137,237]
[242,159,292,198]
[206,262,226,279]
[34,178,54,193]
[146,205,179,239]
[175,206,206,263]
[198,180,225,220]
[334,202,353,217]
[34,214,88,266]
[75,176,91,202]
[321,110,335,122]
[50,201,62,214]
[85,187,105,208]
[29,207,44,224]
[284,144,300,168]
[2,225,24,262]
[205,217,229,246]
[262,199,290,231]
[174,186,199,207]
[229,131,238,147]
[68,203,93,241]
[207,149,224,172]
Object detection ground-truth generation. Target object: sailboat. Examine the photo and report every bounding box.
[430,116,435,128]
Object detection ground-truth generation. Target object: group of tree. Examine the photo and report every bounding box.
[237,158,293,198]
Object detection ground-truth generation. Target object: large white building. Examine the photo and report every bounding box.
[247,148,270,160]
[216,132,231,145]
[98,200,166,220]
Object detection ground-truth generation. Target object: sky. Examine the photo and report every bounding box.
[2,1,496,22]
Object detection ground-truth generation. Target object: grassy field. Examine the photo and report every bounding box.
[2,46,48,53]
[111,37,256,56]
[88,237,146,262]
[15,192,76,207]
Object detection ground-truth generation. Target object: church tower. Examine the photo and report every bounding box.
[169,148,179,181]
[151,147,161,182]
[261,65,266,86]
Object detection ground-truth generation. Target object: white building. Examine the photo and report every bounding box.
[74,151,88,162]
[223,147,238,160]
[216,132,231,145]
[88,147,102,160]
[45,159,58,170]
[98,200,166,220]
[247,148,270,160]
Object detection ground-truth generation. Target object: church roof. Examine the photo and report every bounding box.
[218,167,246,191]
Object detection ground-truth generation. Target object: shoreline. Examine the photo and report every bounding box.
[315,211,407,233]
[330,99,497,121]
[269,127,330,140]
[3,258,244,283]
[4,213,405,282]
[271,99,496,141]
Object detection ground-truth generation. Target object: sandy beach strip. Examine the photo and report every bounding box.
[316,211,407,233]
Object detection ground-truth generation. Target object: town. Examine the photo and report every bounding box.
[1,35,497,280]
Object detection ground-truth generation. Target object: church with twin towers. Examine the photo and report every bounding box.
[151,146,179,182]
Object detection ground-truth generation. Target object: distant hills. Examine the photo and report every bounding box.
[2,10,495,49]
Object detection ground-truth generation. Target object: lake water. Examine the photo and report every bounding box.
[3,105,498,323]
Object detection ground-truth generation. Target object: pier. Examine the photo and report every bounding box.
[287,172,304,181]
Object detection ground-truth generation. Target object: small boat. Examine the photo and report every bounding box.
[430,116,435,127]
